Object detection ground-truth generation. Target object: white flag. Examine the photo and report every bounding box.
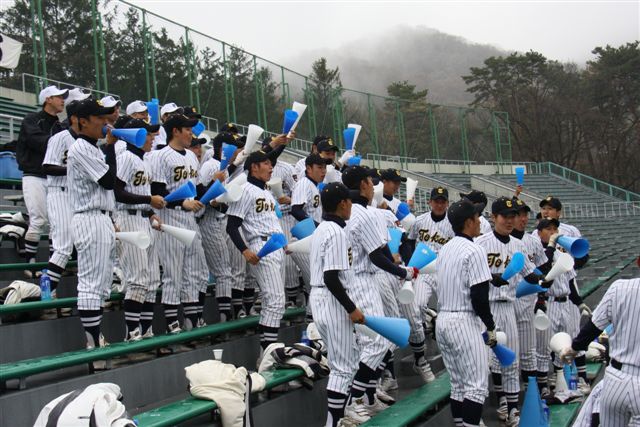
[0,34,23,70]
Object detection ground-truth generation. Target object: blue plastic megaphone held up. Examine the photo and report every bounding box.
[199,180,226,206]
[516,279,548,298]
[291,218,316,240]
[396,202,411,221]
[282,110,299,134]
[164,181,196,203]
[387,228,403,254]
[147,99,160,125]
[347,155,361,166]
[257,233,287,258]
[557,236,590,258]
[219,143,237,171]
[192,121,205,137]
[343,127,356,151]
[515,167,525,186]
[483,331,516,366]
[103,126,148,149]
[502,252,525,281]
[408,243,437,270]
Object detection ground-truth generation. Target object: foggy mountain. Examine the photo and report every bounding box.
[283,25,507,106]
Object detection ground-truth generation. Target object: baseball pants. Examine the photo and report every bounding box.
[381,271,426,345]
[23,176,48,244]
[199,214,233,299]
[46,187,73,268]
[489,301,520,393]
[247,238,286,329]
[536,298,581,371]
[351,272,389,370]
[228,230,247,292]
[279,214,300,289]
[73,211,115,311]
[515,294,537,372]
[436,311,489,404]
[416,274,436,322]
[599,365,640,427]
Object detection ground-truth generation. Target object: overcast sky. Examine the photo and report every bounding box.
[133,0,639,67]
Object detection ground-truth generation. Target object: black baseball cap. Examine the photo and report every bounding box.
[113,115,133,129]
[163,114,199,137]
[460,190,488,209]
[321,182,352,212]
[313,135,331,146]
[539,196,562,210]
[305,153,332,167]
[492,196,519,216]
[381,169,407,183]
[182,105,202,119]
[536,217,560,231]
[74,99,116,118]
[243,150,270,171]
[190,137,207,148]
[430,186,449,201]
[221,122,239,133]
[317,138,339,152]
[370,168,382,185]
[65,100,81,118]
[124,118,160,133]
[342,166,376,190]
[512,197,531,213]
[448,199,484,230]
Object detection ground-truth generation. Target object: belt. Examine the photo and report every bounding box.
[126,209,154,218]
[550,296,568,303]
[611,359,623,370]
[493,300,510,303]
[50,186,66,191]
[168,205,185,211]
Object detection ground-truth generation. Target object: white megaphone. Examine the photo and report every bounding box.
[216,183,243,203]
[244,124,264,154]
[534,309,551,331]
[347,123,362,150]
[116,231,151,250]
[397,281,415,304]
[288,102,307,138]
[496,331,507,346]
[267,177,284,198]
[229,173,247,187]
[419,259,437,274]
[545,252,575,281]
[373,182,384,207]
[157,222,196,246]
[549,332,572,354]
[325,164,338,183]
[401,213,416,230]
[406,177,418,202]
[287,236,311,254]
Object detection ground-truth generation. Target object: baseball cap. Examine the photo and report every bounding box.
[182,105,202,119]
[460,190,488,209]
[381,169,407,183]
[536,217,560,231]
[190,137,207,148]
[125,100,148,115]
[313,135,331,146]
[513,198,531,212]
[39,85,69,105]
[305,153,332,167]
[342,166,376,190]
[74,99,116,118]
[370,168,382,185]
[163,114,199,137]
[243,150,270,171]
[492,196,518,216]
[113,115,133,129]
[100,95,121,108]
[124,118,160,133]
[430,186,449,201]
[65,88,91,105]
[65,101,81,118]
[539,196,562,210]
[221,123,239,133]
[317,138,339,152]
[160,102,181,116]
[448,199,484,230]
[321,182,352,212]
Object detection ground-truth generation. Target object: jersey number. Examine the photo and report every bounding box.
[313,195,320,208]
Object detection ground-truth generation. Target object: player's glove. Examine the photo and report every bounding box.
[484,329,498,348]
[490,273,509,287]
[534,298,547,314]
[232,149,248,167]
[548,233,561,247]
[404,266,419,281]
[578,303,592,317]
[338,149,355,167]
[559,346,578,364]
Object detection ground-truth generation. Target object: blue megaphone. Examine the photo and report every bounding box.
[515,167,525,186]
[343,128,356,151]
[147,99,160,125]
[275,202,283,219]
[282,110,299,134]
[516,279,548,298]
[219,143,237,171]
[102,126,148,149]
[291,218,316,240]
[557,236,590,258]
[502,252,525,281]
[318,182,326,192]
[192,121,205,137]
[364,316,410,348]
[387,228,403,254]
[483,332,516,366]
[520,376,548,427]
[534,268,543,276]
[408,242,437,269]
[396,202,411,221]
[164,181,196,203]
[257,233,288,258]
[347,155,361,166]
[199,180,226,205]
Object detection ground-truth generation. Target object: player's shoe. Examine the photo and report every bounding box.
[413,361,436,383]
[540,386,551,400]
[375,388,396,405]
[336,417,359,427]
[497,398,508,422]
[86,334,110,370]
[506,408,520,427]
[577,377,591,395]
[141,327,154,339]
[126,327,143,342]
[236,309,247,319]
[365,396,389,415]
[167,320,182,334]
[379,370,398,391]
[249,306,260,316]
[344,398,371,424]
[196,318,206,328]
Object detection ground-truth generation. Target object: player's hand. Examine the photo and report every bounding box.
[349,308,365,324]
[338,149,355,167]
[491,273,509,287]
[404,266,419,281]
[548,233,561,247]
[232,149,248,167]
[213,171,227,182]
[392,253,402,265]
[484,329,498,348]
[578,303,592,317]
[278,195,291,205]
[150,215,162,230]
[515,185,523,197]
[270,133,290,147]
[407,199,415,210]
[150,195,166,209]
[182,199,204,212]
[534,298,547,314]
[559,346,577,364]
[242,249,260,265]
[209,200,220,208]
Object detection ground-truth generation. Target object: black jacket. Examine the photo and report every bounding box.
[16,110,60,177]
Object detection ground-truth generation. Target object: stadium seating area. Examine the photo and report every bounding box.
[1,93,639,426]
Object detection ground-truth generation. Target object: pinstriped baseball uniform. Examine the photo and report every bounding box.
[590,278,640,425]
[324,165,342,184]
[513,232,548,372]
[43,129,75,276]
[480,215,492,235]
[151,146,208,305]
[290,176,321,293]
[226,180,285,329]
[346,203,390,370]
[67,137,116,311]
[293,157,306,182]
[225,168,251,296]
[475,232,535,394]
[197,158,233,300]
[309,220,358,395]
[434,235,493,404]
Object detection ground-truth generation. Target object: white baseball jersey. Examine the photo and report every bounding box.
[377,208,398,228]
[226,179,283,242]
[198,157,222,188]
[310,220,353,288]
[345,203,388,274]
[114,140,127,157]
[475,232,536,301]
[116,150,152,211]
[271,160,296,214]
[324,164,342,184]
[152,126,167,150]
[408,212,455,254]
[383,195,401,214]
[43,129,75,188]
[479,215,492,235]
[521,233,548,268]
[293,157,306,182]
[559,222,581,238]
[151,145,199,193]
[291,176,322,223]
[67,137,115,213]
[435,236,493,312]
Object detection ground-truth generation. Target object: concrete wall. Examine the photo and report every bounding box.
[0,87,37,106]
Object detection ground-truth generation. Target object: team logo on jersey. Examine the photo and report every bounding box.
[256,198,275,213]
[313,194,320,208]
[172,166,198,181]
[62,150,68,165]
[133,171,150,186]
[418,229,451,246]
[487,253,513,268]
[348,247,353,266]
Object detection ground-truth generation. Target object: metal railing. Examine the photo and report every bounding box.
[21,73,119,105]
[0,114,23,143]
[561,202,640,218]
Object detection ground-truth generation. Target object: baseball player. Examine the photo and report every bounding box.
[99,96,122,126]
[434,199,497,427]
[475,197,538,425]
[150,114,208,333]
[293,136,322,181]
[16,85,68,277]
[461,190,492,235]
[66,99,117,350]
[560,277,640,426]
[380,169,406,213]
[226,150,286,351]
[125,100,149,121]
[113,119,166,341]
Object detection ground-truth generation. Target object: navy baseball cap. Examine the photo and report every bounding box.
[163,114,198,136]
[430,186,449,201]
[381,169,407,183]
[492,197,518,216]
[124,118,160,133]
[342,166,376,190]
[448,199,484,229]
[460,190,488,208]
[536,217,560,231]
[182,105,202,119]
[243,150,270,170]
[220,122,239,133]
[513,197,531,213]
[305,153,332,167]
[74,99,116,118]
[540,196,562,210]
[317,138,339,152]
[321,182,352,212]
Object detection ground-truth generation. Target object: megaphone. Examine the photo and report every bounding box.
[200,180,226,206]
[215,183,243,204]
[397,281,415,305]
[545,252,574,281]
[483,331,517,367]
[406,178,418,201]
[515,167,525,186]
[192,121,205,137]
[516,280,547,298]
[496,331,507,346]
[164,181,196,203]
[147,99,160,125]
[219,143,238,171]
[229,173,247,187]
[364,316,410,348]
[373,182,384,207]
[387,228,403,254]
[396,202,416,230]
[116,231,151,250]
[288,102,307,137]
[502,252,525,281]
[159,223,196,246]
[347,124,362,151]
[520,376,548,427]
[549,332,572,354]
[267,177,284,198]
[408,243,437,270]
[257,233,288,258]
[291,218,316,240]
[534,309,551,331]
[282,109,299,134]
[343,128,356,151]
[287,236,311,254]
[557,236,590,259]
[347,155,361,166]
[103,127,148,148]
[401,213,416,230]
[245,124,264,153]
[318,182,326,192]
